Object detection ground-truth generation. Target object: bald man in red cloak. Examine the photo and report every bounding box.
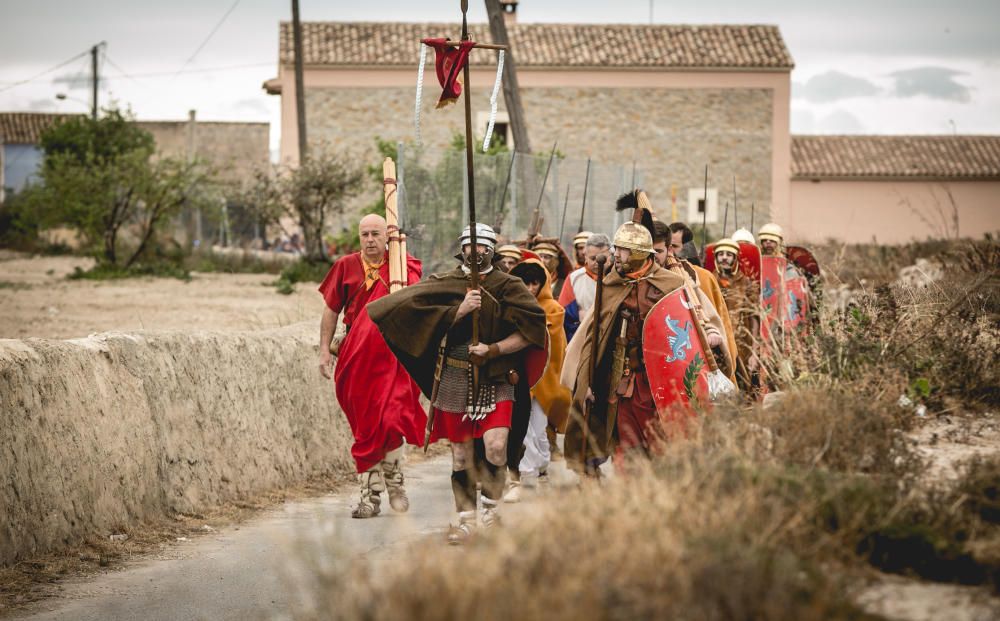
[318,214,426,518]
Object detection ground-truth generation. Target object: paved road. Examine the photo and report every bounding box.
[16,455,458,621]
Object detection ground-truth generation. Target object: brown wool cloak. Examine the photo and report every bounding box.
[561,262,731,471]
[366,267,548,399]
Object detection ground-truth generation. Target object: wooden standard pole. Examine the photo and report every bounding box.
[383,157,404,293]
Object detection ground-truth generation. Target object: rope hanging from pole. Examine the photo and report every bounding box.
[414,43,428,145]
[483,50,505,152]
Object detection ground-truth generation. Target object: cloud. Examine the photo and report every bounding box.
[793,70,880,103]
[889,66,972,102]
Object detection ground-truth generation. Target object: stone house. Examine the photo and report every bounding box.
[264,17,794,233]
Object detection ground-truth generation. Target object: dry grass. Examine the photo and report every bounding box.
[287,240,1000,620]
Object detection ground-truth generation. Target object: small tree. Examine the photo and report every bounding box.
[34,108,212,267]
[240,150,363,262]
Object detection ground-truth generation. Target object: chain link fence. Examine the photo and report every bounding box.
[396,143,648,275]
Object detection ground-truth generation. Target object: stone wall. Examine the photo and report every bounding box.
[305,85,773,235]
[0,323,352,566]
[139,121,270,187]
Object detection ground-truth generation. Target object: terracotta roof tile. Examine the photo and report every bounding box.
[791,135,1000,180]
[0,112,83,144]
[279,22,793,69]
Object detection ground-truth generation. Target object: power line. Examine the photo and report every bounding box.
[109,61,273,80]
[0,48,91,93]
[172,0,243,81]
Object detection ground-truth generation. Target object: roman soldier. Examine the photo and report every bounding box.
[496,244,523,273]
[710,238,762,393]
[562,197,731,475]
[758,223,784,257]
[558,233,613,342]
[317,214,426,519]
[572,230,594,268]
[529,239,574,299]
[649,217,739,385]
[367,223,547,543]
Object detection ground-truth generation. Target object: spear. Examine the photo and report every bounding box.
[493,151,516,232]
[722,201,729,238]
[732,175,738,231]
[701,164,708,259]
[581,254,607,470]
[577,157,591,232]
[558,182,571,246]
[530,140,558,237]
[460,0,481,418]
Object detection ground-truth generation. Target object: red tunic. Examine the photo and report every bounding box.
[318,252,427,473]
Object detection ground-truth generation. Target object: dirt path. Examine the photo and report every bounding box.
[0,254,324,339]
[11,455,455,621]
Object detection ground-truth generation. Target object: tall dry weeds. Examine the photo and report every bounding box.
[285,240,999,619]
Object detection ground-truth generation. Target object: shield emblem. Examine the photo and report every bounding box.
[760,255,788,351]
[784,266,810,331]
[643,286,711,417]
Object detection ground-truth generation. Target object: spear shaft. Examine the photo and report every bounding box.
[558,182,571,245]
[577,157,591,232]
[460,0,481,412]
[701,164,708,259]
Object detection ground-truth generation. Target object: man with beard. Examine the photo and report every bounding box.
[562,195,730,474]
[367,223,547,543]
[711,238,762,393]
[318,214,425,518]
[650,219,738,385]
[758,223,783,257]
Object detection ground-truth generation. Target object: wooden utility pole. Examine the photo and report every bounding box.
[90,44,99,120]
[291,0,308,162]
[484,0,531,153]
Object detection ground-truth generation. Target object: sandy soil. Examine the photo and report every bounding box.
[0,253,325,340]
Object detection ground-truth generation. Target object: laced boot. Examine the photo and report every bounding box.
[381,446,409,513]
[481,497,502,528]
[350,469,383,519]
[447,510,477,545]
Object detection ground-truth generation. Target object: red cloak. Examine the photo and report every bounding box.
[319,252,427,473]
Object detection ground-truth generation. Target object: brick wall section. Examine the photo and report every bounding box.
[305,85,773,233]
[138,121,270,187]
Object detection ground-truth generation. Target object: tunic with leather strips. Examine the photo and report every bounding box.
[366,266,547,402]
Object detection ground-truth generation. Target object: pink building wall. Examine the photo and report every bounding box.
[790,179,1000,244]
[273,65,791,224]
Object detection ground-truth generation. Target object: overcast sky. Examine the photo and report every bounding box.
[2,0,998,157]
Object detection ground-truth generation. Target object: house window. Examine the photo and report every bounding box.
[687,188,719,224]
[476,111,512,149]
[491,122,509,146]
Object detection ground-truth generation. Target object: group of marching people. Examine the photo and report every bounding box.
[317,188,814,544]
